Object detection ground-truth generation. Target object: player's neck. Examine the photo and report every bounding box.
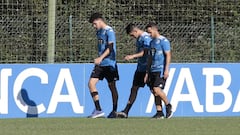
[138,30,144,36]
[101,22,108,29]
[155,33,161,38]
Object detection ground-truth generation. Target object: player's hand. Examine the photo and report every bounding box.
[164,70,169,79]
[94,57,103,65]
[144,73,149,83]
[124,55,134,61]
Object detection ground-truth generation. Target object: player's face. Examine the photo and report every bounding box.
[129,30,138,38]
[146,27,154,37]
[92,19,102,30]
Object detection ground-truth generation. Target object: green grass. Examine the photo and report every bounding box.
[0,117,239,135]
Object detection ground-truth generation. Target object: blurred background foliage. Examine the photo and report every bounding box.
[0,0,239,63]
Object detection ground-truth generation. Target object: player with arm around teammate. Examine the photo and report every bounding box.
[145,22,173,118]
[87,13,119,118]
[116,23,164,119]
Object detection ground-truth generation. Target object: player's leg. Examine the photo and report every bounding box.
[153,86,172,118]
[150,72,172,118]
[107,81,118,118]
[125,85,140,113]
[116,85,139,118]
[105,65,119,118]
[117,71,145,118]
[89,78,100,109]
[148,73,164,119]
[88,66,105,118]
[124,86,140,113]
[152,95,164,119]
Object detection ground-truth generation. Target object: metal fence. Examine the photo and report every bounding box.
[0,0,239,63]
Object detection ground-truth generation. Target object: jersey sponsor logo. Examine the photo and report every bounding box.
[98,39,104,45]
[151,48,156,56]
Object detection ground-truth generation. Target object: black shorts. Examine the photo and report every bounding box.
[147,72,166,90]
[132,71,146,87]
[90,65,119,83]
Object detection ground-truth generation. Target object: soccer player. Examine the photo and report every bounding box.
[116,23,164,119]
[145,22,173,118]
[87,13,119,118]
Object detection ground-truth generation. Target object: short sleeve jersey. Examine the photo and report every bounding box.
[136,32,152,72]
[96,26,117,67]
[150,35,170,75]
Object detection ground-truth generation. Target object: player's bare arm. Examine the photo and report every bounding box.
[124,50,144,61]
[164,51,171,79]
[94,42,113,65]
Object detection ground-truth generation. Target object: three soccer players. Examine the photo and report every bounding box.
[87,12,172,119]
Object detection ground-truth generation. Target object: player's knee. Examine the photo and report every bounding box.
[88,80,96,90]
[151,91,158,96]
[153,87,161,94]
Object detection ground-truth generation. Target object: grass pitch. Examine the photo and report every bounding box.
[0,117,239,135]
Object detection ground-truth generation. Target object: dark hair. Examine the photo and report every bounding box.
[125,23,137,34]
[145,22,159,30]
[89,12,104,23]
